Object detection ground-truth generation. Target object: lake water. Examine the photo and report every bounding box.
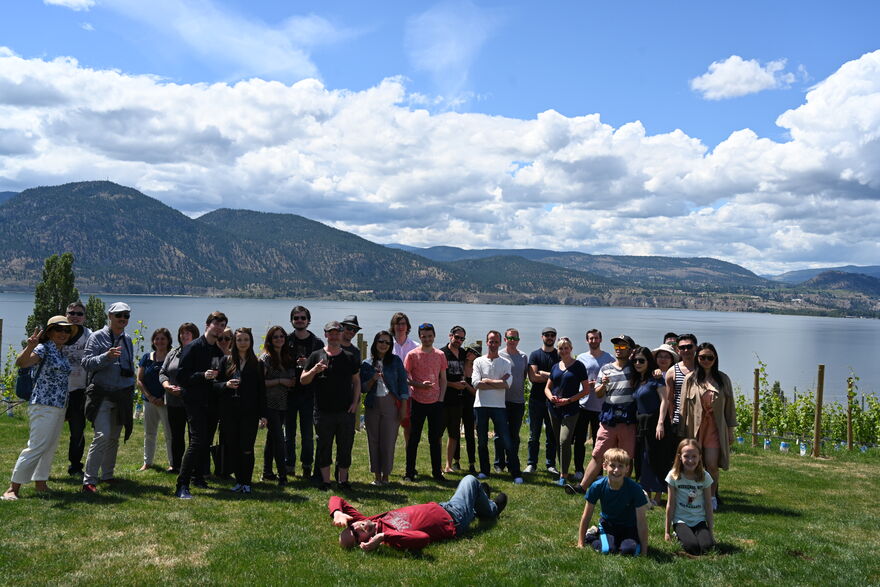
[2,292,877,403]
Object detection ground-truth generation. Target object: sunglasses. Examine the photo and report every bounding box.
[219,336,232,342]
[343,325,358,332]
[505,336,520,341]
[113,312,130,319]
[292,316,308,321]
[632,357,647,364]
[419,323,434,330]
[613,344,630,351]
[678,344,694,351]
[377,340,392,345]
[542,332,556,337]
[52,326,72,334]
[698,354,716,362]
[67,311,84,317]
[452,335,466,341]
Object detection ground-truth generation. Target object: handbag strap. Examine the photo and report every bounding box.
[32,350,48,381]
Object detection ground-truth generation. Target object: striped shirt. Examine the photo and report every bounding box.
[671,363,688,425]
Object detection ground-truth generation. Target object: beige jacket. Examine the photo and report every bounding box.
[679,371,737,470]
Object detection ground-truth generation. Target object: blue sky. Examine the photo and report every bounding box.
[5,0,876,144]
[1,0,879,273]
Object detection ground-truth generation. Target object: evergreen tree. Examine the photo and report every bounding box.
[85,295,107,331]
[25,253,80,334]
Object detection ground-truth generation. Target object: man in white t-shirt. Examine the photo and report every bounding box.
[472,331,523,484]
[573,328,613,478]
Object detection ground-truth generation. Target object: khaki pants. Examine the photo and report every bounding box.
[11,404,66,484]
[143,401,172,466]
[83,400,123,485]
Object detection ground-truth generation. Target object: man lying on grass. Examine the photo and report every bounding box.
[330,475,507,551]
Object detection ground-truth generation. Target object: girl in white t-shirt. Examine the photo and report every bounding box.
[664,439,715,555]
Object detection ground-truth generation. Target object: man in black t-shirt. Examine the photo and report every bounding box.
[301,321,361,491]
[441,326,470,473]
[284,305,324,479]
[525,327,560,476]
[340,315,363,362]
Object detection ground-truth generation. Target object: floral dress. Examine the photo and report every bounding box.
[30,343,72,409]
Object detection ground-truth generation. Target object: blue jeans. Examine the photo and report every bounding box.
[284,392,314,470]
[440,475,498,536]
[527,395,556,468]
[494,401,525,471]
[475,406,520,477]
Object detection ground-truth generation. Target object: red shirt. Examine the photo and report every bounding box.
[403,347,448,404]
[328,496,456,550]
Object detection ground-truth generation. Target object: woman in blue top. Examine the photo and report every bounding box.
[631,346,667,505]
[360,330,409,485]
[3,316,81,500]
[137,328,173,471]
[544,337,590,488]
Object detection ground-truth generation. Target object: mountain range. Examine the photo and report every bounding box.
[386,244,766,289]
[0,181,877,317]
[769,265,880,284]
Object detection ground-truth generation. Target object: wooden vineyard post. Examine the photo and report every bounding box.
[356,333,367,431]
[847,377,854,451]
[812,365,825,457]
[752,368,760,447]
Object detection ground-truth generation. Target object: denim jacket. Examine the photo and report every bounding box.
[360,355,409,408]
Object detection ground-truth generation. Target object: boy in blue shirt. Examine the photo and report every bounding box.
[576,448,649,555]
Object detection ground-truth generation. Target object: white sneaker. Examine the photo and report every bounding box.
[574,471,584,480]
[523,465,536,474]
[241,485,252,494]
[477,473,489,480]
[231,483,243,492]
[547,466,560,476]
[513,477,524,484]
[711,496,718,511]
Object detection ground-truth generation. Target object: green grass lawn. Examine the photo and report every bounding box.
[0,405,878,586]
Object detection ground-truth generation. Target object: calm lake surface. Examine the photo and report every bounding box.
[2,292,877,402]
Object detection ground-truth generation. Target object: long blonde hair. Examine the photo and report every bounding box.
[669,438,705,480]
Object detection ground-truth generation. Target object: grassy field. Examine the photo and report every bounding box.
[0,404,878,586]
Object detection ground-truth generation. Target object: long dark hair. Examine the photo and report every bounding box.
[227,327,258,377]
[694,342,721,384]
[263,325,294,370]
[370,330,395,367]
[630,346,657,385]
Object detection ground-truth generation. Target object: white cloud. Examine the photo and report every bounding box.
[405,0,500,108]
[81,22,95,32]
[0,49,879,274]
[44,0,94,11]
[98,0,358,81]
[690,55,799,100]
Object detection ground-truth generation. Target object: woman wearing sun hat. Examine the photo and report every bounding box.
[2,315,82,500]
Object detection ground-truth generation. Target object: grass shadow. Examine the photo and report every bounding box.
[48,490,128,508]
[202,489,309,504]
[718,491,802,518]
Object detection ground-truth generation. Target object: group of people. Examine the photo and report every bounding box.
[4,301,736,556]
